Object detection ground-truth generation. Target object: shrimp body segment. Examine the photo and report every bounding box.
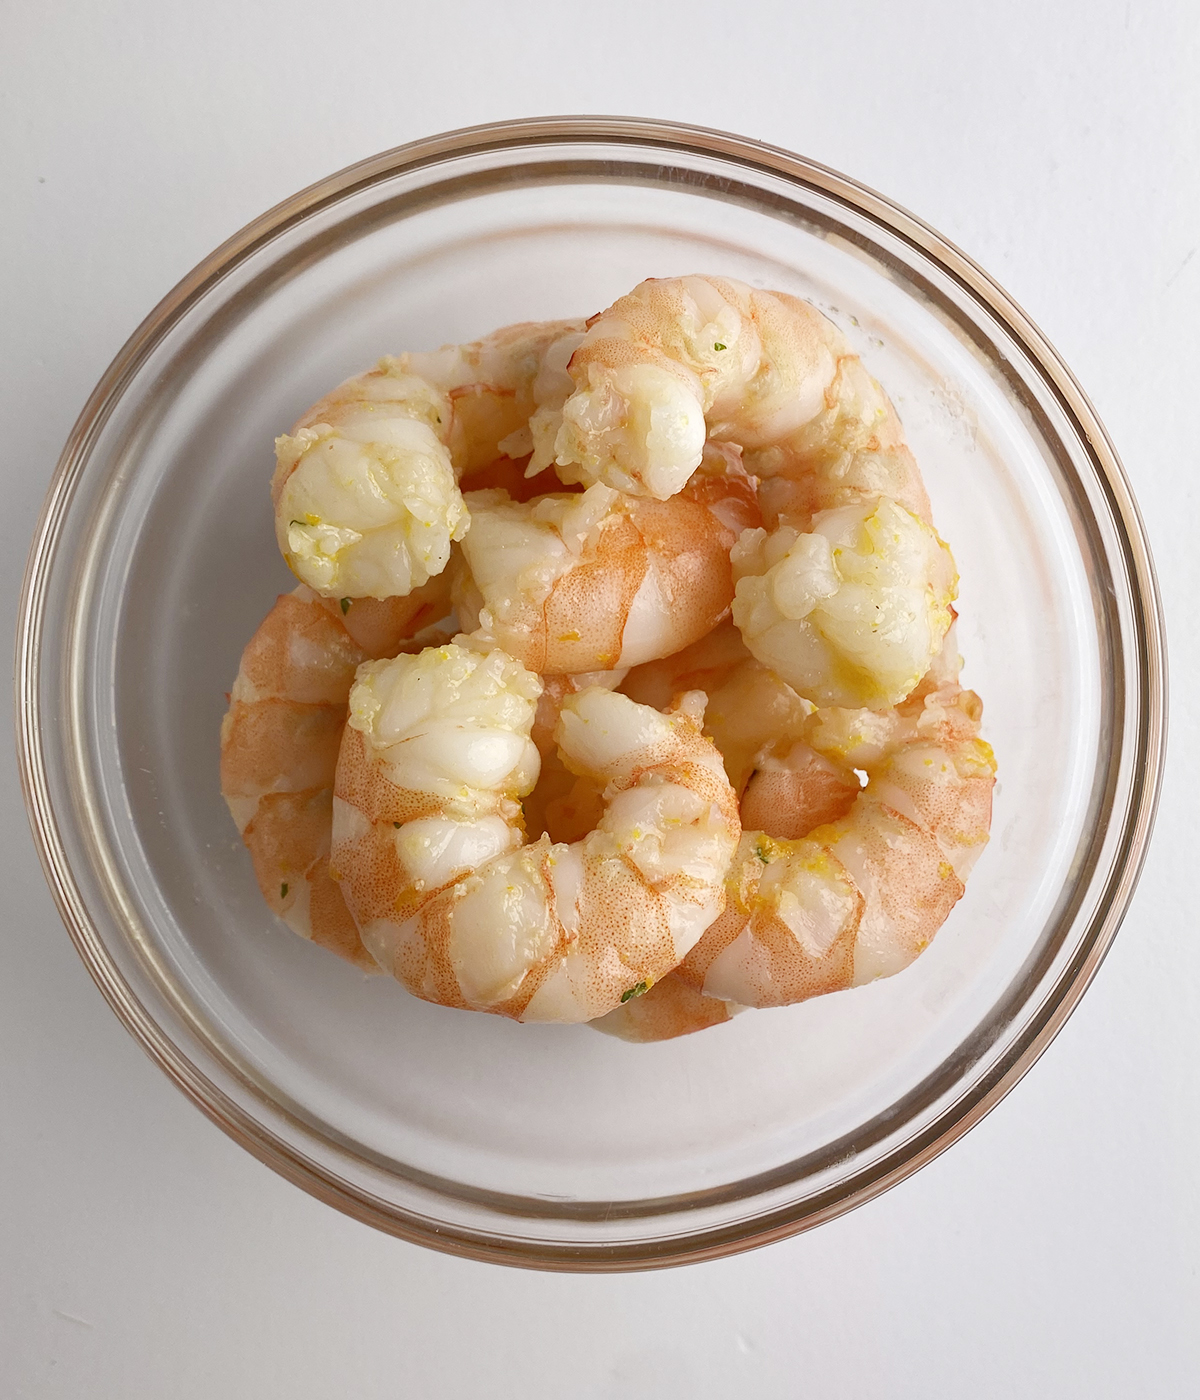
[219,580,451,969]
[676,680,995,1008]
[456,456,761,675]
[590,971,738,1043]
[731,496,957,709]
[331,649,740,1023]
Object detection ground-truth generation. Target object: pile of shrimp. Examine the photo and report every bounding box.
[221,276,995,1040]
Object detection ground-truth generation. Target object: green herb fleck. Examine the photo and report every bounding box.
[289,519,304,527]
[393,822,402,829]
[620,980,650,1004]
[754,839,771,865]
[280,882,289,898]
[713,342,726,351]
[339,597,352,615]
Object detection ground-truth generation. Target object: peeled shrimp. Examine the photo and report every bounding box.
[730,496,958,709]
[272,320,582,600]
[525,274,954,705]
[534,275,929,522]
[675,653,996,1008]
[455,450,761,675]
[219,577,451,968]
[329,644,740,1022]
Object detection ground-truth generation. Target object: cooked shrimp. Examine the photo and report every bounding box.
[330,645,740,1022]
[675,663,995,1008]
[219,576,451,968]
[535,275,929,523]
[272,320,583,599]
[731,495,958,708]
[455,450,761,675]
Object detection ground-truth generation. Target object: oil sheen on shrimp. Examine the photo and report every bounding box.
[455,450,760,675]
[219,577,451,968]
[675,661,996,1009]
[272,320,582,600]
[329,643,740,1022]
[534,274,929,523]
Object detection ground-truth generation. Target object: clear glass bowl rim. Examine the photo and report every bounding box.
[15,115,1168,1271]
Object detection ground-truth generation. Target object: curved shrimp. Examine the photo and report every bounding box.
[674,656,996,1009]
[534,275,929,522]
[272,320,583,600]
[219,576,451,968]
[329,644,740,1022]
[604,623,988,1036]
[455,449,761,675]
[523,275,953,705]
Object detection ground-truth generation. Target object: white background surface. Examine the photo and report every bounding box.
[2,2,1197,1396]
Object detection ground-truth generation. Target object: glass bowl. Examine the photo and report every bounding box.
[16,117,1166,1271]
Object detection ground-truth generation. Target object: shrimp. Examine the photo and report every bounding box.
[329,644,740,1022]
[674,653,996,1009]
[521,276,954,704]
[534,275,929,523]
[455,449,761,675]
[219,575,452,968]
[272,320,583,599]
[730,495,958,709]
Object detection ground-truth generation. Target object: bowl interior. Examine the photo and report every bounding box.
[28,128,1153,1264]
